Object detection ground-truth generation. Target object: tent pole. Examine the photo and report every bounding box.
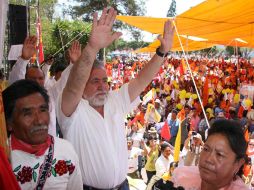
[172,20,210,129]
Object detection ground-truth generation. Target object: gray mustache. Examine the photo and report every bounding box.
[30,125,48,133]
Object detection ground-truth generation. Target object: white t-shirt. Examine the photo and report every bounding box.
[128,147,143,173]
[129,132,143,148]
[57,83,140,188]
[155,154,174,177]
[11,137,82,190]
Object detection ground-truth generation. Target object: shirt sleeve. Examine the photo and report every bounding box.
[48,64,72,104]
[110,83,140,116]
[8,57,29,84]
[155,158,166,177]
[56,91,81,136]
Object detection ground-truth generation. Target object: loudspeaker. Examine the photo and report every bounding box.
[9,4,27,45]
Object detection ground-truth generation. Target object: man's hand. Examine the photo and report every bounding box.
[21,36,37,60]
[69,40,81,63]
[87,7,122,52]
[158,20,175,53]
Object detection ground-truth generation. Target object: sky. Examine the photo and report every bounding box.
[129,0,205,41]
[56,0,205,41]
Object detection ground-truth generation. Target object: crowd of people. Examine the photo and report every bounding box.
[0,6,254,190]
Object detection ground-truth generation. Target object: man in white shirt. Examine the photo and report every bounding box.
[155,143,174,178]
[57,7,174,189]
[146,142,174,190]
[127,137,143,179]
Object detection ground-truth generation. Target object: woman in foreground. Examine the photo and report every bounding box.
[171,119,249,190]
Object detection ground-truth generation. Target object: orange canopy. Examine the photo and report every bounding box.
[116,0,254,51]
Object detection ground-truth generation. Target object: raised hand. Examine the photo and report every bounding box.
[69,40,81,63]
[88,7,122,52]
[158,20,175,53]
[21,36,37,60]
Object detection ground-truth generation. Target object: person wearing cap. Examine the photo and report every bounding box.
[183,131,204,166]
[148,126,159,139]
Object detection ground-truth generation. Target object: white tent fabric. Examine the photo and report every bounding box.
[0,0,8,68]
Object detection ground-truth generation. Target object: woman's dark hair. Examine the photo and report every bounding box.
[2,79,49,122]
[146,135,157,146]
[160,142,171,152]
[208,119,247,176]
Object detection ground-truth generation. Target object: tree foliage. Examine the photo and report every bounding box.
[7,0,148,61]
[8,0,58,56]
[72,0,145,21]
[108,38,149,51]
[71,0,146,41]
[51,20,91,62]
[225,46,241,56]
[167,0,176,17]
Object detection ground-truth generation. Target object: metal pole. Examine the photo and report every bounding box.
[26,0,30,36]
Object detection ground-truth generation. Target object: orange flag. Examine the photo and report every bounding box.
[177,108,185,121]
[36,17,44,64]
[244,129,249,142]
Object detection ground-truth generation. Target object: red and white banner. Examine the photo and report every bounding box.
[36,17,44,64]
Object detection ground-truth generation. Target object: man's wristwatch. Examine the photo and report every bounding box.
[156,47,169,58]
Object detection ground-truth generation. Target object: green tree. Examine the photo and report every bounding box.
[225,46,241,56]
[167,0,176,17]
[71,0,145,21]
[71,0,146,41]
[51,20,91,63]
[107,39,149,52]
[8,0,58,56]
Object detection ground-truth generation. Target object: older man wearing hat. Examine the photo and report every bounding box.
[183,131,204,166]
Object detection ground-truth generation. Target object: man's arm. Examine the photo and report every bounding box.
[8,36,37,84]
[61,7,122,117]
[48,40,82,103]
[128,20,174,102]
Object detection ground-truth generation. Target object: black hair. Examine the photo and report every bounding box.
[172,109,178,114]
[243,109,248,118]
[2,79,49,122]
[54,63,67,73]
[160,142,171,152]
[208,119,247,176]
